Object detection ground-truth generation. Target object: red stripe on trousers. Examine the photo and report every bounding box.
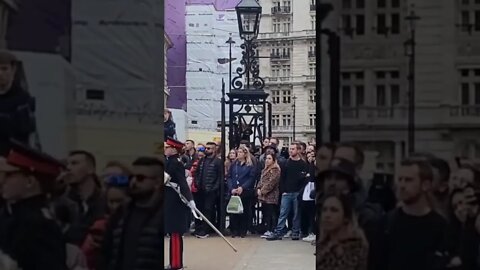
[171,233,182,268]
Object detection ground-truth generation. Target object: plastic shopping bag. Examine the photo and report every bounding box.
[226,195,244,214]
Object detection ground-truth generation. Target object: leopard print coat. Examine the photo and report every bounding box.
[316,233,368,270]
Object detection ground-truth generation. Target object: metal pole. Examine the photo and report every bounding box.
[316,0,323,146]
[292,96,296,141]
[220,79,226,233]
[228,34,234,93]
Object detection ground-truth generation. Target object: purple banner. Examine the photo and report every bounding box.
[166,0,187,111]
[186,0,241,10]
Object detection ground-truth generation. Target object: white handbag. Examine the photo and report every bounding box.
[302,182,315,201]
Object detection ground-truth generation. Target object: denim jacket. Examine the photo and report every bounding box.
[227,160,256,192]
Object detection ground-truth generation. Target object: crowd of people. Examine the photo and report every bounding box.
[176,136,318,244]
[0,140,166,270]
[315,143,480,270]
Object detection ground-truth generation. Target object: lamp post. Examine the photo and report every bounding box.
[219,35,236,233]
[316,2,333,145]
[292,95,297,141]
[227,0,269,150]
[226,35,236,93]
[404,6,420,154]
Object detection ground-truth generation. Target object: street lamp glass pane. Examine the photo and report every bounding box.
[241,13,257,33]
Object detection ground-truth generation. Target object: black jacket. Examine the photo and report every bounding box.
[65,187,106,246]
[101,198,163,270]
[164,120,176,141]
[165,154,193,234]
[181,151,198,170]
[0,195,67,270]
[195,155,223,192]
[0,86,35,156]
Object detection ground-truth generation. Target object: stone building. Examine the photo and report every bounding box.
[259,0,480,173]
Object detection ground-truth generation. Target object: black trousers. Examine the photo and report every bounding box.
[262,203,277,232]
[300,200,316,235]
[197,190,218,235]
[193,192,202,233]
[230,193,253,235]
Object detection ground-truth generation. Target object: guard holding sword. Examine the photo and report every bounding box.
[164,138,198,270]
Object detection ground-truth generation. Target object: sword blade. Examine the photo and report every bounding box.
[165,182,238,252]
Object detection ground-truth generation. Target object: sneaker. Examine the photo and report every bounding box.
[291,234,300,241]
[302,233,316,242]
[195,233,209,239]
[261,231,273,238]
[266,233,282,241]
[284,230,292,238]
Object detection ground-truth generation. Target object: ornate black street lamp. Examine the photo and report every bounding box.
[227,0,270,149]
[235,0,261,41]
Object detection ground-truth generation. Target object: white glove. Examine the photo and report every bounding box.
[188,201,202,220]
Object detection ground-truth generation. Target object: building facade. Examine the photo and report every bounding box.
[321,0,480,173]
[257,0,317,146]
[258,0,480,173]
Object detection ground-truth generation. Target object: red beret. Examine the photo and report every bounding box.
[165,137,184,151]
[3,140,65,177]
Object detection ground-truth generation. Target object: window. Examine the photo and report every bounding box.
[309,63,316,75]
[375,69,402,106]
[375,0,402,35]
[272,42,292,58]
[356,15,365,35]
[459,68,480,105]
[342,86,352,106]
[341,71,365,107]
[377,14,387,34]
[282,114,292,126]
[311,15,316,30]
[309,114,316,126]
[459,0,480,33]
[391,13,400,34]
[341,0,365,36]
[272,115,280,126]
[343,0,352,9]
[376,85,386,106]
[86,89,105,100]
[391,85,400,105]
[462,83,470,105]
[356,86,365,105]
[356,0,365,8]
[273,19,281,32]
[309,41,316,54]
[271,65,280,77]
[272,90,281,104]
[309,89,316,103]
[282,64,291,77]
[282,90,292,103]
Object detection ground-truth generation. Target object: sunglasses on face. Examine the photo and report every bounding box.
[130,174,155,182]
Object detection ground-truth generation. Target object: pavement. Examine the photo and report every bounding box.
[164,235,315,270]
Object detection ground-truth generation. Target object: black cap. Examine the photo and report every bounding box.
[318,158,357,191]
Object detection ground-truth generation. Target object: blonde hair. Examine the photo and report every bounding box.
[237,146,253,166]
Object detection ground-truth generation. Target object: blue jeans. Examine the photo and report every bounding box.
[274,192,300,236]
